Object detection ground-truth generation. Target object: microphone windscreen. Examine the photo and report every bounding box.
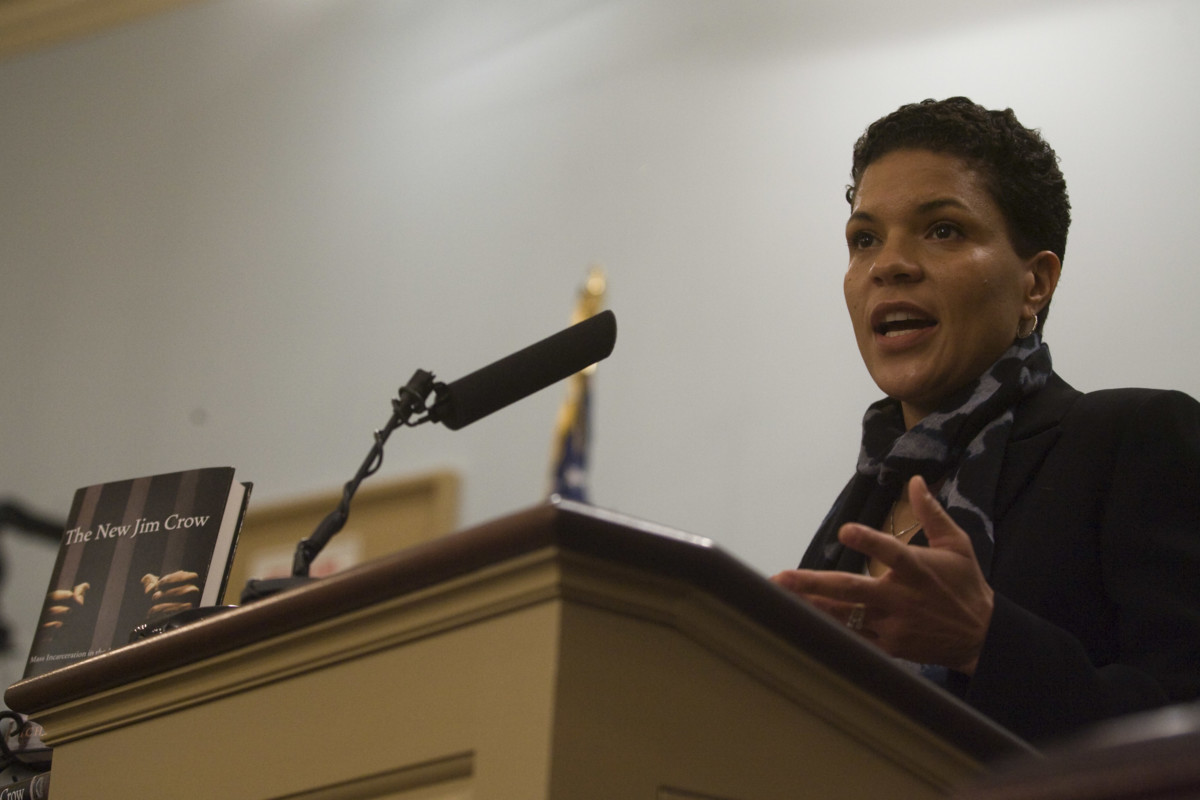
[432,310,616,430]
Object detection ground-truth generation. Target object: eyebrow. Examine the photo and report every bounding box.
[847,197,972,226]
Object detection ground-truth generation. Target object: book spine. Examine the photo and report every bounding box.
[0,772,50,799]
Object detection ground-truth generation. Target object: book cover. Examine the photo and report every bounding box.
[22,467,250,679]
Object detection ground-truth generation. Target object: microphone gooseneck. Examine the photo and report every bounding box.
[240,311,617,603]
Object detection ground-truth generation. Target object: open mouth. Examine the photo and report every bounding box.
[874,310,937,338]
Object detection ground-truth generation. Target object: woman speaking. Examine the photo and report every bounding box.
[772,97,1200,745]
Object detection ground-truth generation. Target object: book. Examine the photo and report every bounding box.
[23,467,250,679]
[0,772,50,799]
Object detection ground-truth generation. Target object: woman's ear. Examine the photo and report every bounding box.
[1025,250,1061,317]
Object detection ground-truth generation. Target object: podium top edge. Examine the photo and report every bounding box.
[5,499,1030,763]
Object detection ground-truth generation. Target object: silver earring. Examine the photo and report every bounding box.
[1018,314,1038,339]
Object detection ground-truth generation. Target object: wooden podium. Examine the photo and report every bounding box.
[5,500,1029,799]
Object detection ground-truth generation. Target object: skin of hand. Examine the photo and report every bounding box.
[141,570,201,619]
[772,475,994,675]
[40,582,91,631]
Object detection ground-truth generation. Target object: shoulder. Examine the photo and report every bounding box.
[1054,382,1200,482]
[1021,373,1200,428]
[1067,385,1200,438]
[1005,375,1200,482]
[1077,385,1200,413]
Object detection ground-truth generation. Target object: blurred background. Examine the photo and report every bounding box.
[3,0,1198,688]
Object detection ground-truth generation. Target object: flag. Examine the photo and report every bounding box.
[548,266,606,503]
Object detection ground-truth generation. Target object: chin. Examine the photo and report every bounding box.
[869,372,935,404]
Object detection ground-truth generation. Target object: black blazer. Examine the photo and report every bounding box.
[801,374,1200,744]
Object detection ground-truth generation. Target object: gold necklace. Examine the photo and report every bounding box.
[889,507,921,539]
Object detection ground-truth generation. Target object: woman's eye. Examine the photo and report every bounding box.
[929,222,961,240]
[848,231,876,249]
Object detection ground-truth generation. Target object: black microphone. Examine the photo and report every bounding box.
[430,309,617,430]
[238,311,617,604]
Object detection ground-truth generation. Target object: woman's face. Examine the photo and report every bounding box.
[843,149,1056,427]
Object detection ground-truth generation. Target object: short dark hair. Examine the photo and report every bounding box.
[847,97,1070,333]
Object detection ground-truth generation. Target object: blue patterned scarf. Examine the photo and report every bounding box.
[855,334,1053,573]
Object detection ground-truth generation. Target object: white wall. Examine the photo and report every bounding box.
[3,0,1199,687]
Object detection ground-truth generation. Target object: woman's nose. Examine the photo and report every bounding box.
[869,237,923,285]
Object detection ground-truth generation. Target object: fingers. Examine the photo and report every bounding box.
[773,570,879,636]
[907,475,974,557]
[772,568,873,603]
[834,477,974,584]
[773,476,993,670]
[836,521,908,568]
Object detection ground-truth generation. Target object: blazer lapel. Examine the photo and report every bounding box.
[992,373,1081,523]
